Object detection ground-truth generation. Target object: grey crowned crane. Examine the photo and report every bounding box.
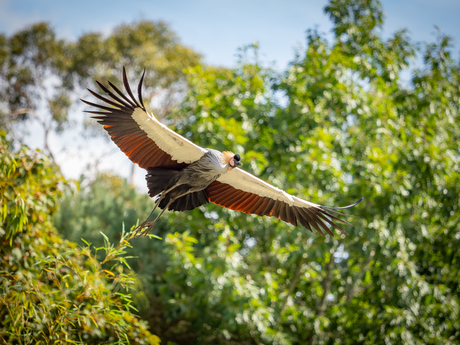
[82,68,362,237]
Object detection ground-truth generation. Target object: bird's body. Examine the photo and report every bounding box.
[82,68,362,237]
[168,149,231,191]
[147,149,231,210]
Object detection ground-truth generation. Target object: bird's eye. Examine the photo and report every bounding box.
[234,154,241,162]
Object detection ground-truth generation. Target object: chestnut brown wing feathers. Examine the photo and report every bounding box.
[207,169,362,236]
[81,67,207,170]
[83,68,361,236]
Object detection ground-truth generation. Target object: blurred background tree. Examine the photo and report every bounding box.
[2,0,460,344]
[0,20,201,166]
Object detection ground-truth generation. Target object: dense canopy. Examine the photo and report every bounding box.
[1,0,459,344]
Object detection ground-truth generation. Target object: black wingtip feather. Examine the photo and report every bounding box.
[96,80,134,109]
[305,208,334,236]
[80,99,118,112]
[317,212,348,235]
[108,80,137,108]
[83,110,111,116]
[122,66,140,108]
[299,208,325,236]
[318,209,354,227]
[80,98,99,107]
[293,208,313,232]
[138,69,146,110]
[86,88,123,109]
[323,197,363,210]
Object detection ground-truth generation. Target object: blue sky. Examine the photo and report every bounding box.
[1,0,460,70]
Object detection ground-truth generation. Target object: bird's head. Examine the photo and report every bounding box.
[222,151,243,170]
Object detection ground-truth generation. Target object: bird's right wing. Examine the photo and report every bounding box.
[207,168,361,236]
[81,67,207,170]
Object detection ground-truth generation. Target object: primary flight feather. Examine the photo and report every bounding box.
[82,67,362,237]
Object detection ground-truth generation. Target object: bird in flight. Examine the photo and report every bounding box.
[82,68,361,237]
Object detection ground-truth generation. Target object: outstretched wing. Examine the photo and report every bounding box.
[206,168,362,236]
[81,67,207,170]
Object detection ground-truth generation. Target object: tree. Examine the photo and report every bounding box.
[0,21,202,161]
[134,0,459,342]
[38,0,460,343]
[0,131,160,344]
[54,172,169,276]
[0,23,69,159]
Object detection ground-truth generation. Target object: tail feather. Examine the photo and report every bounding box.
[167,190,209,211]
[146,168,179,198]
[147,168,209,211]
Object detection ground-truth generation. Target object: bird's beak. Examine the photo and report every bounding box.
[235,161,243,167]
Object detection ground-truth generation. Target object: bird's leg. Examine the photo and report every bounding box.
[137,190,189,237]
[134,184,180,235]
[137,202,171,237]
[139,194,163,226]
[134,194,163,235]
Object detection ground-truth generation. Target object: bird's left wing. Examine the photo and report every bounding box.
[81,67,207,170]
[207,168,361,236]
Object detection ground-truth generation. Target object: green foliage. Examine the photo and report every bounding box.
[55,2,460,341]
[54,173,153,246]
[0,23,68,128]
[120,1,459,343]
[0,132,160,344]
[4,0,460,344]
[54,172,176,293]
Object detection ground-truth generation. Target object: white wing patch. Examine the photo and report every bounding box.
[132,108,207,164]
[217,168,320,208]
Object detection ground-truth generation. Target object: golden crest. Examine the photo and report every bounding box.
[221,151,234,165]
